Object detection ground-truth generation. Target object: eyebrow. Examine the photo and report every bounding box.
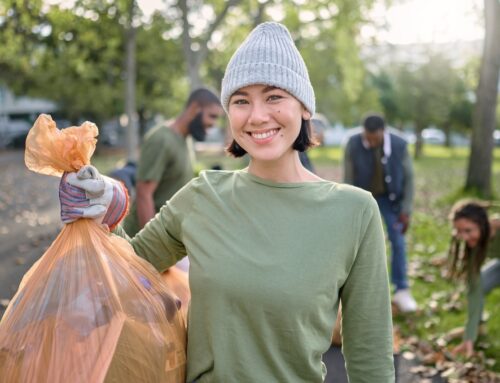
[231,86,280,98]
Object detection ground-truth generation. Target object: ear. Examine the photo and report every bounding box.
[302,109,311,120]
[188,101,202,115]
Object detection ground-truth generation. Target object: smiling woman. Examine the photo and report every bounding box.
[57,21,396,383]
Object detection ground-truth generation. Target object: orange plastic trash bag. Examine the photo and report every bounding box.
[0,114,186,383]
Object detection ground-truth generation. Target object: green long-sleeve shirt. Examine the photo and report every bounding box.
[115,170,395,382]
[464,232,500,341]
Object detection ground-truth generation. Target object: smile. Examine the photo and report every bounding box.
[248,128,280,140]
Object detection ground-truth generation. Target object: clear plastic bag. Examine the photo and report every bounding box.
[0,114,186,383]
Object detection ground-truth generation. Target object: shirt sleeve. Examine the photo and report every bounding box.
[340,196,395,382]
[400,146,414,215]
[464,270,483,342]
[136,130,172,182]
[343,139,354,184]
[113,181,195,272]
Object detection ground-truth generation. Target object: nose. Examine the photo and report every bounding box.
[248,102,270,126]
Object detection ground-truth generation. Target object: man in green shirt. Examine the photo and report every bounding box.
[122,88,224,236]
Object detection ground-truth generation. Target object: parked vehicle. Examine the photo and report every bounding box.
[311,113,347,147]
[0,117,31,148]
[494,130,500,146]
[322,124,348,146]
[422,127,446,145]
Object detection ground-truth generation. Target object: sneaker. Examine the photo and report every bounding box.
[392,289,417,313]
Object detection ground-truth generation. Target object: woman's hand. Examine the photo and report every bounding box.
[452,340,474,358]
[59,165,129,230]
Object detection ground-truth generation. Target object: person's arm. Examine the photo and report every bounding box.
[452,269,482,358]
[464,270,484,343]
[59,163,189,273]
[400,146,414,216]
[398,146,414,233]
[340,196,395,382]
[136,180,159,228]
[343,139,354,184]
[114,180,195,273]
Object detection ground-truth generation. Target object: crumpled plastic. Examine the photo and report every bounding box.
[0,114,186,383]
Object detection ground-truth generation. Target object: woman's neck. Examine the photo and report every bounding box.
[247,151,321,183]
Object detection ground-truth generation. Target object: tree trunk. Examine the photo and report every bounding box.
[186,55,203,90]
[414,123,424,159]
[178,0,242,90]
[125,0,139,163]
[443,121,451,147]
[465,0,500,197]
[252,2,269,28]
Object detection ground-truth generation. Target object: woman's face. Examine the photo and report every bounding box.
[453,218,481,248]
[228,84,310,162]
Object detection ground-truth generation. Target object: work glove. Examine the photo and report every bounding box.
[59,165,129,230]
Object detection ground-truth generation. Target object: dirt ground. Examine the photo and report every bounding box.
[0,150,61,317]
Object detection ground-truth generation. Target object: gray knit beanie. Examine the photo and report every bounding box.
[221,22,315,115]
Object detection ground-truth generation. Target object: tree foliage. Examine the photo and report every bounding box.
[0,0,184,126]
[2,0,484,148]
[371,53,475,157]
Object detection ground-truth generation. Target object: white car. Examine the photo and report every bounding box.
[422,128,446,145]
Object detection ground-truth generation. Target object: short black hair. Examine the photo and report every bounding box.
[363,113,385,132]
[226,119,317,157]
[185,88,221,108]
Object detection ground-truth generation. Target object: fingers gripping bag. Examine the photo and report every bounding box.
[0,114,186,383]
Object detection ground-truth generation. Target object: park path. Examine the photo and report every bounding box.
[0,150,61,317]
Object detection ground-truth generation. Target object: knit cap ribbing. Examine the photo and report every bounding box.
[221,22,315,115]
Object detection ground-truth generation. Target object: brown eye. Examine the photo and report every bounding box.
[232,98,248,105]
[268,94,283,102]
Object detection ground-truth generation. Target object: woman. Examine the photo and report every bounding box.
[60,22,394,382]
[448,200,500,358]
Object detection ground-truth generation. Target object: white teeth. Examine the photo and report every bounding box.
[251,129,278,139]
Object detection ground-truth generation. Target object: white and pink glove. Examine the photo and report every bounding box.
[59,165,129,230]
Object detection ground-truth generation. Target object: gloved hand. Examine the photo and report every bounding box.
[59,165,129,230]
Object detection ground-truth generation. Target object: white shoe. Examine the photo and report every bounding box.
[393,289,417,313]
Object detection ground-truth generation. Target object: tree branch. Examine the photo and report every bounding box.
[178,0,192,62]
[197,0,242,63]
